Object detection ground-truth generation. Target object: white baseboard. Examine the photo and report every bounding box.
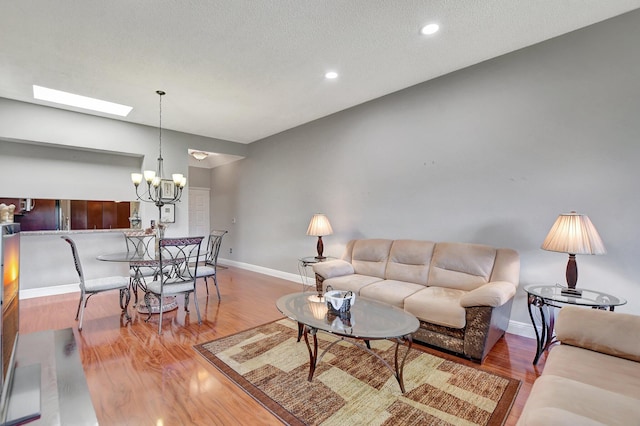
[20,283,79,300]
[506,320,537,339]
[22,258,539,340]
[219,259,305,285]
[220,258,538,339]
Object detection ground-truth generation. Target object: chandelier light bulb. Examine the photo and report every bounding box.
[172,173,184,185]
[143,170,156,183]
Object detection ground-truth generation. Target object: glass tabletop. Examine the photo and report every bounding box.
[299,256,337,266]
[525,284,627,307]
[97,252,151,262]
[276,293,419,340]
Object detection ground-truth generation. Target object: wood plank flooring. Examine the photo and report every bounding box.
[19,267,546,425]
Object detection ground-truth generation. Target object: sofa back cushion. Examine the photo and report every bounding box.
[385,240,435,285]
[428,242,497,291]
[348,239,393,279]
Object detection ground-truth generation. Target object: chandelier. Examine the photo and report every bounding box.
[131,90,186,217]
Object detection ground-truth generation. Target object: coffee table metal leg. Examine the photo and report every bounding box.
[303,326,319,382]
[300,327,413,394]
[297,322,303,342]
[394,335,412,394]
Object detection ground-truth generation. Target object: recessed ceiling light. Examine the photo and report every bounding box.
[324,71,339,80]
[32,85,133,116]
[420,23,440,35]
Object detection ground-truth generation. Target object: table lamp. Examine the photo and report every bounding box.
[541,211,606,296]
[306,214,333,259]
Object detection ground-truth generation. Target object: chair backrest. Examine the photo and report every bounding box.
[61,236,86,290]
[159,237,204,286]
[124,231,155,257]
[205,230,228,266]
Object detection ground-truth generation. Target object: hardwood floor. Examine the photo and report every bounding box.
[19,267,546,425]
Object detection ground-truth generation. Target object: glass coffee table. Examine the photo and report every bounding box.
[276,293,419,393]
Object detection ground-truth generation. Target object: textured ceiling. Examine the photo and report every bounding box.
[1,1,639,145]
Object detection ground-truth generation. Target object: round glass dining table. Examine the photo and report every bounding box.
[97,252,178,313]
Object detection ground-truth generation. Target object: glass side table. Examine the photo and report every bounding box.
[297,256,337,292]
[525,284,626,365]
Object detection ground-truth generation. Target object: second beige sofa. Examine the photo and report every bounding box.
[518,306,640,425]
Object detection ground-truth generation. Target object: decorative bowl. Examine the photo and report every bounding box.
[324,289,355,313]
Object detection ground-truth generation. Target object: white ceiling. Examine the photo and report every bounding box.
[1,1,639,146]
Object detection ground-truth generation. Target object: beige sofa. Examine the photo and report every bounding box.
[312,239,520,362]
[518,306,640,425]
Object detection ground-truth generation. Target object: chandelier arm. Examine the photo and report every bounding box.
[131,90,185,222]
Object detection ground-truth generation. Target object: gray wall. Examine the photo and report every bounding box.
[211,10,640,324]
[0,99,247,235]
[187,167,211,189]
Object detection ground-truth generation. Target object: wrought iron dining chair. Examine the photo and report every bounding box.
[191,230,228,299]
[144,236,204,335]
[61,236,131,331]
[124,230,157,305]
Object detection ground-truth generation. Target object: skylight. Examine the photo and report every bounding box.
[33,85,133,117]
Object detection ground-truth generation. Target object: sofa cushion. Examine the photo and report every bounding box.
[351,239,393,279]
[428,242,497,291]
[312,259,355,280]
[556,307,640,362]
[385,240,434,285]
[359,280,425,308]
[459,281,516,308]
[517,374,639,426]
[543,344,640,398]
[322,274,383,294]
[403,286,467,329]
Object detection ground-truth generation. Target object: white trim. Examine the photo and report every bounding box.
[506,319,538,339]
[218,258,303,285]
[189,186,210,192]
[20,283,79,300]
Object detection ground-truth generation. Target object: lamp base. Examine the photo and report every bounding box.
[561,287,582,297]
[314,255,326,260]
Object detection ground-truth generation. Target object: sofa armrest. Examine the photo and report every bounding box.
[556,306,640,362]
[459,281,516,308]
[312,259,355,279]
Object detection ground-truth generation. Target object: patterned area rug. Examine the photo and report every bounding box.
[194,319,520,426]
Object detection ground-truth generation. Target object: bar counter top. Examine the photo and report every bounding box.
[22,228,139,236]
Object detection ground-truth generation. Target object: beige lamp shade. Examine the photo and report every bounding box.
[541,211,606,294]
[541,212,606,255]
[307,214,333,259]
[306,214,333,237]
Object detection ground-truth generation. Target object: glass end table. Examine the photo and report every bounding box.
[525,284,626,365]
[297,255,337,292]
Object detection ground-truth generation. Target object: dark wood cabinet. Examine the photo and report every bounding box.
[101,201,117,229]
[1,198,131,231]
[116,202,131,228]
[87,201,103,230]
[72,200,130,230]
[0,198,57,231]
[71,200,88,230]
